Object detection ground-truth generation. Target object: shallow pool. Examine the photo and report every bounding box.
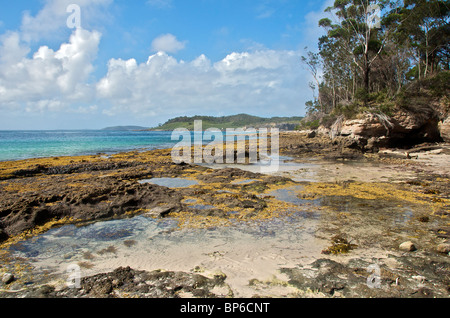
[138,178,199,188]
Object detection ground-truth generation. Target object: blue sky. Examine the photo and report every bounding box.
[0,0,332,130]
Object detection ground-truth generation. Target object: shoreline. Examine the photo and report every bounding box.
[0,132,449,298]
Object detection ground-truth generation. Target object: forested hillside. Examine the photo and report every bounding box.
[301,0,449,126]
[149,114,303,131]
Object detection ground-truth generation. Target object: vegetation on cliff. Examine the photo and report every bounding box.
[301,0,449,129]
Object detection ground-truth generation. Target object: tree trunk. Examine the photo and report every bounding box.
[424,24,429,78]
[363,64,370,105]
[332,76,336,111]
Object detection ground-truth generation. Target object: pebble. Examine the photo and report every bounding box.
[437,243,450,254]
[399,241,417,252]
[145,205,175,218]
[412,275,427,284]
[2,273,15,285]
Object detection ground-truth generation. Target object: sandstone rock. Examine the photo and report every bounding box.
[145,205,177,218]
[392,110,442,142]
[307,130,316,139]
[340,114,388,139]
[436,243,450,255]
[317,126,330,136]
[439,117,450,142]
[332,109,442,150]
[2,273,14,285]
[399,241,417,252]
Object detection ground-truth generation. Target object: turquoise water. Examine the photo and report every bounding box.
[0,130,265,162]
[0,130,177,161]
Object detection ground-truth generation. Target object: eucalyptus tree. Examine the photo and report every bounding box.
[393,0,450,79]
[318,0,392,104]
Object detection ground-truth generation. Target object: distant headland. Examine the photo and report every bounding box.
[146,114,303,131]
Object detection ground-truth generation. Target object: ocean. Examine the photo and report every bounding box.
[0,130,177,162]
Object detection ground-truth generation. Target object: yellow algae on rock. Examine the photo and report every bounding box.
[169,211,233,230]
[0,217,75,250]
[301,181,449,208]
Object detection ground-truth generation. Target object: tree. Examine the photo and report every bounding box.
[306,0,449,121]
[319,0,392,103]
[390,0,450,79]
[301,49,324,112]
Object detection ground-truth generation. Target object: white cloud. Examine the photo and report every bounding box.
[71,105,99,114]
[301,0,335,50]
[151,34,186,53]
[96,49,309,118]
[0,1,319,124]
[20,0,112,42]
[0,32,30,64]
[0,29,101,111]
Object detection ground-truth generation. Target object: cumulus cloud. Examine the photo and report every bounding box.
[96,49,308,118]
[151,34,186,53]
[0,32,30,64]
[0,29,101,111]
[0,1,314,124]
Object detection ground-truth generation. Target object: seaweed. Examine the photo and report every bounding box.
[321,235,357,255]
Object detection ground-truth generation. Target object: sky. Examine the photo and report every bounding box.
[0,0,333,130]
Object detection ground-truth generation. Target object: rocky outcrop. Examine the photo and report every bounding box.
[4,267,229,298]
[391,109,442,144]
[323,109,445,152]
[439,117,450,142]
[0,150,292,243]
[339,114,389,138]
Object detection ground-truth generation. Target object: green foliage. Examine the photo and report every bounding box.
[152,114,304,131]
[299,119,320,130]
[426,71,450,97]
[334,102,363,119]
[368,91,396,116]
[310,0,449,121]
[396,71,450,112]
[377,101,396,117]
[354,88,369,103]
[319,113,339,128]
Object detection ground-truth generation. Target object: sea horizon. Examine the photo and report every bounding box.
[0,129,264,162]
[0,130,177,162]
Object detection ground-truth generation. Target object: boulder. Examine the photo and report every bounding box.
[399,241,417,252]
[436,243,450,255]
[307,130,316,139]
[340,114,388,138]
[332,114,391,151]
[2,273,14,285]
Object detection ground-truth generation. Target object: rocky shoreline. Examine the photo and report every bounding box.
[0,132,449,298]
